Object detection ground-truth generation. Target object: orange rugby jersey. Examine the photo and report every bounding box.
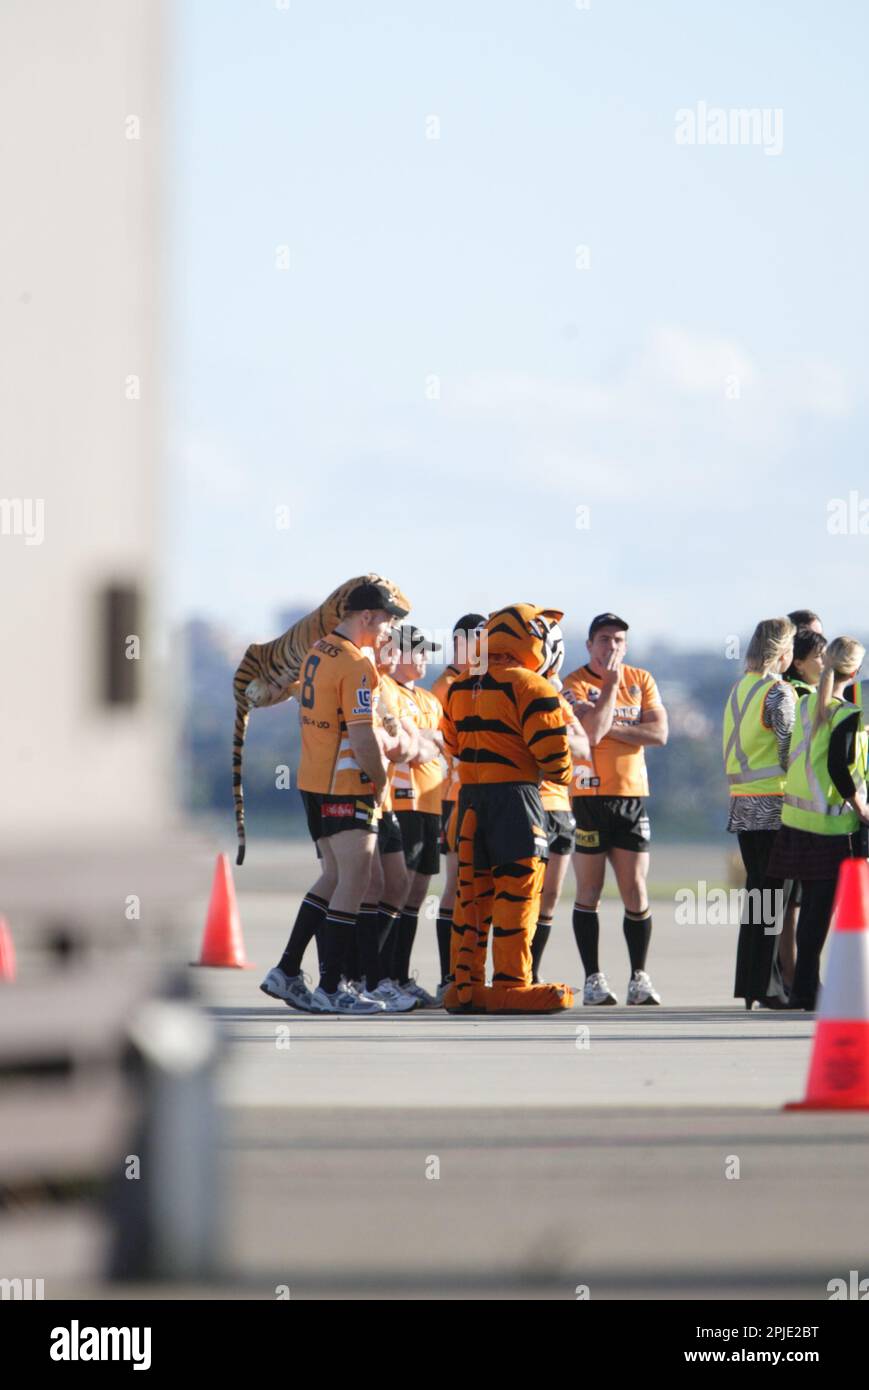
[441,665,572,787]
[430,663,462,803]
[562,662,661,797]
[391,682,444,814]
[374,671,405,813]
[296,634,380,796]
[539,693,579,811]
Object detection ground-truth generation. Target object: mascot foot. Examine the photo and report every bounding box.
[485,982,575,1014]
[443,981,487,1013]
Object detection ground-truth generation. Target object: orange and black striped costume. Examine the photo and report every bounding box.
[441,604,574,1013]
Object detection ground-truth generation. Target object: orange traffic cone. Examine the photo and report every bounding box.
[785,857,869,1110]
[0,917,16,981]
[192,853,253,968]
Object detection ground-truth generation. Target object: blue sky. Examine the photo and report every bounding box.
[168,0,869,651]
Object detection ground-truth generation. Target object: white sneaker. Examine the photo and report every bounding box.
[398,975,438,1008]
[345,979,387,1007]
[260,967,316,1012]
[583,971,618,1006]
[627,970,661,1005]
[310,985,385,1015]
[434,981,450,1006]
[368,979,418,1012]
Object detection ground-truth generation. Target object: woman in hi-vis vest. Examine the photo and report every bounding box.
[723,618,796,1009]
[769,637,869,1010]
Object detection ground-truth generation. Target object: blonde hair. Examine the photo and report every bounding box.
[812,635,865,734]
[744,617,797,675]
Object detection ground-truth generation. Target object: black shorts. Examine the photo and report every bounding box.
[457,783,550,869]
[572,796,651,854]
[396,810,441,876]
[440,799,458,854]
[545,807,576,856]
[377,809,404,856]
[301,791,378,842]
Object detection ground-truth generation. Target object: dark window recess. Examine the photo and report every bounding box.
[102,584,141,706]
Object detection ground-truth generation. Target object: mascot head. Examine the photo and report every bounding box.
[485,603,565,673]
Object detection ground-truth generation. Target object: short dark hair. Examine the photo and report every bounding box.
[788,609,821,629]
[785,627,826,681]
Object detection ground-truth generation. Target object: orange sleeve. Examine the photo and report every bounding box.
[340,658,378,726]
[641,670,662,710]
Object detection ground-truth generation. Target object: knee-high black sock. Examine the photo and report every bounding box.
[531,914,552,983]
[436,909,453,984]
[623,912,652,974]
[572,905,600,978]
[377,902,402,982]
[279,892,328,977]
[395,908,419,984]
[341,920,360,984]
[320,910,356,995]
[356,902,381,989]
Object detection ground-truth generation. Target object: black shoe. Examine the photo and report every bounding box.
[757,994,790,1010]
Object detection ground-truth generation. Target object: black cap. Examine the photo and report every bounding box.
[344,581,409,618]
[395,624,441,655]
[453,612,487,637]
[589,612,629,638]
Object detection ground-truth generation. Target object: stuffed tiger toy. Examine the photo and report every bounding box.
[232,572,411,864]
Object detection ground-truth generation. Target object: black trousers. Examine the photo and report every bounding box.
[733,830,786,1003]
[790,879,837,1010]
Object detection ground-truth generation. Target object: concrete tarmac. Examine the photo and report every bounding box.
[185,843,869,1299]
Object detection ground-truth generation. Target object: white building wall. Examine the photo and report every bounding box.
[0,1,170,846]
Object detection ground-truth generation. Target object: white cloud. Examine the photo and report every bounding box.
[645,325,756,394]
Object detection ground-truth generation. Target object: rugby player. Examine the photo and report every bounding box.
[389,625,446,1004]
[259,581,409,1014]
[563,613,668,1005]
[533,625,592,982]
[429,613,486,999]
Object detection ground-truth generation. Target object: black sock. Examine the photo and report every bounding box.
[531,915,552,983]
[356,902,381,989]
[279,892,328,977]
[341,921,360,984]
[436,910,453,984]
[377,902,402,982]
[623,913,652,974]
[572,905,600,978]
[320,910,356,995]
[394,908,419,984]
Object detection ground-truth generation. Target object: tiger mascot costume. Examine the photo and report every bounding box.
[440,603,575,1013]
[232,573,410,864]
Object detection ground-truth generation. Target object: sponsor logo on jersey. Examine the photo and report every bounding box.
[576,828,600,848]
[323,800,355,818]
[574,770,600,789]
[352,686,373,716]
